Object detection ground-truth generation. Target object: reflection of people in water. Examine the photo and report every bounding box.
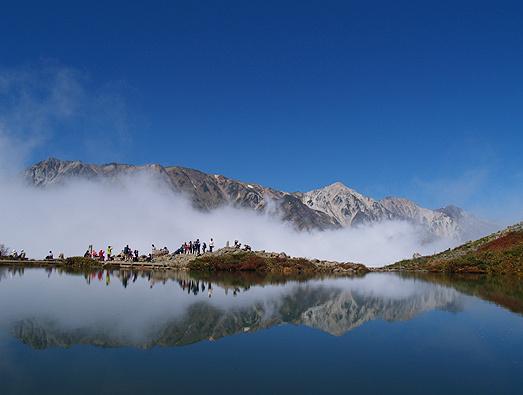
[175,279,216,297]
[37,268,252,297]
[6,267,26,278]
[121,271,130,288]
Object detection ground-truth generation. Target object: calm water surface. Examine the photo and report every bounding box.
[0,267,522,394]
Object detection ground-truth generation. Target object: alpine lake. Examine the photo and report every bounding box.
[0,266,522,394]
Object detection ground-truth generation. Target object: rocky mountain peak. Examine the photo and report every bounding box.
[299,182,390,227]
[323,181,350,190]
[316,181,362,196]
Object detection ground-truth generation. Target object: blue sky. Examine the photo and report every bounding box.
[1,0,522,219]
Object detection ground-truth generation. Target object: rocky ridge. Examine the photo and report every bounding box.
[24,157,494,240]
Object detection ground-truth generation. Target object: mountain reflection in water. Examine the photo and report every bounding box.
[1,266,523,395]
[0,267,474,349]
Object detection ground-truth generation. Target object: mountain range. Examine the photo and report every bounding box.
[24,157,494,241]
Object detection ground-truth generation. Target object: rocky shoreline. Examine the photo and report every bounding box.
[0,247,369,276]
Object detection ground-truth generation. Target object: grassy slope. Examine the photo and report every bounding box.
[387,223,523,275]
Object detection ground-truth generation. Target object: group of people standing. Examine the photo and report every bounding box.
[85,245,114,261]
[123,245,141,261]
[3,237,219,263]
[176,238,215,256]
[84,245,142,262]
[83,238,216,262]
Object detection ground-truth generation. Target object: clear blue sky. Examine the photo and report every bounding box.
[2,0,523,218]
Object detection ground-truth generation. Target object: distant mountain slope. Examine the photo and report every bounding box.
[24,157,494,240]
[387,222,523,274]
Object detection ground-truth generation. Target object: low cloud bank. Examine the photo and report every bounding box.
[0,171,454,267]
[0,64,456,267]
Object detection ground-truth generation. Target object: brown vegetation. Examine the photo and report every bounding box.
[187,250,368,275]
[479,231,523,252]
[65,256,99,266]
[188,252,315,273]
[387,227,523,275]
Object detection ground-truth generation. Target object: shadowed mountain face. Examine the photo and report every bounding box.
[1,270,462,349]
[24,158,494,239]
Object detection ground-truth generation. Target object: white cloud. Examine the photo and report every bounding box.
[0,64,457,267]
[0,62,132,168]
[0,169,454,266]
